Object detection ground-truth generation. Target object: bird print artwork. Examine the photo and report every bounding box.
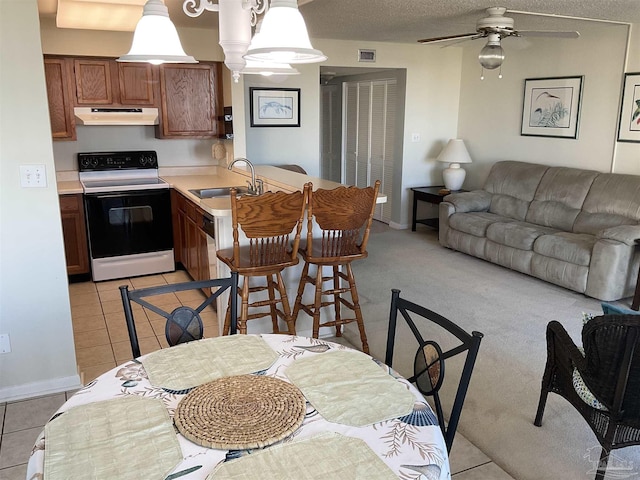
[530,90,569,128]
[631,98,640,129]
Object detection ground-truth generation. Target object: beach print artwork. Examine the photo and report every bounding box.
[529,87,573,128]
[258,95,293,120]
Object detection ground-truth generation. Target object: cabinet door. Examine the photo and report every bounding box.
[44,58,76,141]
[59,195,89,275]
[118,62,155,106]
[157,63,223,138]
[74,59,113,105]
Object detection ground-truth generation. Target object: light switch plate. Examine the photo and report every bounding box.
[0,334,11,354]
[20,164,47,188]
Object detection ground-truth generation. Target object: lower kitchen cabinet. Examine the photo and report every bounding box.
[172,190,215,284]
[59,194,90,275]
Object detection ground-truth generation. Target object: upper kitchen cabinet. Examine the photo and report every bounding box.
[74,58,156,106]
[44,57,76,141]
[156,62,223,139]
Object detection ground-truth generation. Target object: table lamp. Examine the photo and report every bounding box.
[436,139,472,192]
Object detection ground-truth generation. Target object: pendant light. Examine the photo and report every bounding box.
[118,0,197,64]
[242,59,300,76]
[240,19,299,77]
[244,0,326,64]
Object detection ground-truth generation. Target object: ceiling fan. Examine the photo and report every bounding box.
[418,7,580,76]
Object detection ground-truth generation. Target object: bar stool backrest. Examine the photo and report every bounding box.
[228,184,310,269]
[305,180,380,262]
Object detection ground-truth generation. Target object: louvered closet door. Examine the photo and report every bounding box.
[320,84,341,183]
[343,79,396,224]
[344,83,358,185]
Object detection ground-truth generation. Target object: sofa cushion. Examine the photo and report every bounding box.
[574,173,640,235]
[486,221,559,250]
[449,212,515,237]
[483,161,549,221]
[533,232,596,266]
[526,167,598,231]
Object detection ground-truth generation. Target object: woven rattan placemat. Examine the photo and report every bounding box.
[174,374,306,450]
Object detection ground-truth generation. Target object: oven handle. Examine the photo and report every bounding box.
[84,190,168,200]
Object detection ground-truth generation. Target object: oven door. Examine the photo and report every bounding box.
[84,189,173,259]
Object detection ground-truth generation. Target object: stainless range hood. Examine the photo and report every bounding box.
[74,107,159,126]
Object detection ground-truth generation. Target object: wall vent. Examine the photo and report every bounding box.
[358,49,376,63]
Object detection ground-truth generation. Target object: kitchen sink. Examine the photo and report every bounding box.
[189,186,250,198]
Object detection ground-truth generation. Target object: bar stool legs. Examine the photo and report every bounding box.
[293,262,369,354]
[223,272,296,335]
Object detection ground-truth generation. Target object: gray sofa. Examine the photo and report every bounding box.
[439,160,640,301]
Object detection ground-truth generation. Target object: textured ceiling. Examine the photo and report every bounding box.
[39,1,640,44]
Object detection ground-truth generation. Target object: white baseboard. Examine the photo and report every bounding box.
[388,220,408,230]
[0,374,82,403]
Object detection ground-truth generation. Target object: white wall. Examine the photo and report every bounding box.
[0,0,80,401]
[457,20,637,189]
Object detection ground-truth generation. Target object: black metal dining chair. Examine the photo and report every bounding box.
[385,288,483,453]
[119,272,238,359]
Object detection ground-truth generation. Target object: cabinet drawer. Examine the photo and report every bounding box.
[59,194,80,212]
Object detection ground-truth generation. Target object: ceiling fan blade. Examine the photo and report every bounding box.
[418,33,478,44]
[516,30,580,38]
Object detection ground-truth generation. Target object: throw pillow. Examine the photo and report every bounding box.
[572,354,608,411]
[601,302,640,315]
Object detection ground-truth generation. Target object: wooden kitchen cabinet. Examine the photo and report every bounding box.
[172,191,214,283]
[44,57,76,141]
[156,62,223,139]
[59,194,90,275]
[74,57,155,106]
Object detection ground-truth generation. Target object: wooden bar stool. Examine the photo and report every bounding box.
[217,184,311,335]
[292,181,380,353]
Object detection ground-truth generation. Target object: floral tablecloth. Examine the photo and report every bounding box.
[27,334,450,480]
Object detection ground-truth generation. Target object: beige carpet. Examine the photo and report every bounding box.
[342,222,639,480]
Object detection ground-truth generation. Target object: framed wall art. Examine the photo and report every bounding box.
[617,72,640,143]
[250,87,300,127]
[521,76,583,139]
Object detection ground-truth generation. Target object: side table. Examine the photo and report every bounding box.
[411,186,466,231]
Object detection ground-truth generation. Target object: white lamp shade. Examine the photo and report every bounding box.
[117,0,196,64]
[244,0,327,64]
[242,59,300,76]
[437,139,472,191]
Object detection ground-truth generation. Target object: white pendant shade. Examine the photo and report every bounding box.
[118,0,197,64]
[244,0,326,64]
[242,59,300,76]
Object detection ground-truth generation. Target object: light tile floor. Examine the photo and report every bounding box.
[0,269,515,480]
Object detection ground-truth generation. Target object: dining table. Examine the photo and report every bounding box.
[27,334,451,480]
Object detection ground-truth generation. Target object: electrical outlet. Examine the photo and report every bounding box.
[411,133,421,142]
[20,164,47,188]
[0,334,11,354]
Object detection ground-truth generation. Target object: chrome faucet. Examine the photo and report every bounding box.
[228,158,263,195]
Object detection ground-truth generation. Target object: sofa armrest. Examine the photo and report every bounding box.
[444,190,492,213]
[596,225,640,246]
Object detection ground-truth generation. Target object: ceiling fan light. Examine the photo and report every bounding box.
[117,0,197,64]
[244,0,326,64]
[478,42,504,70]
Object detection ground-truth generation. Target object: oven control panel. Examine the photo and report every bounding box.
[78,151,158,171]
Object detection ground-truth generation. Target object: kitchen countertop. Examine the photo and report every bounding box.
[56,164,386,216]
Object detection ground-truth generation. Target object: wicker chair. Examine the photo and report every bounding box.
[119,273,238,359]
[291,181,380,354]
[385,289,483,453]
[217,185,311,335]
[535,315,640,480]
